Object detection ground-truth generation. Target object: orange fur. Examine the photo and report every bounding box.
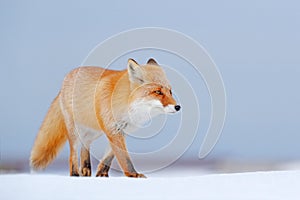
[30,58,180,177]
[30,94,67,170]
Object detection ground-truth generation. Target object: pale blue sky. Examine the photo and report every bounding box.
[1,0,300,163]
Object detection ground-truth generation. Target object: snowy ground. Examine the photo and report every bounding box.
[1,170,300,200]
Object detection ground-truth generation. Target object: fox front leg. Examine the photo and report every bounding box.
[96,145,115,177]
[106,133,146,178]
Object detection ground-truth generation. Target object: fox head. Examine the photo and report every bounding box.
[127,58,181,119]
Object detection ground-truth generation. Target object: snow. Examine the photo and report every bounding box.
[1,171,300,200]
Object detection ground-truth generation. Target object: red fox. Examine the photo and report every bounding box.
[30,58,181,178]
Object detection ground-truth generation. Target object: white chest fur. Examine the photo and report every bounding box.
[122,99,164,133]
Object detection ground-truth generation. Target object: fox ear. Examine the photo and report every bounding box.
[147,58,158,65]
[127,58,144,84]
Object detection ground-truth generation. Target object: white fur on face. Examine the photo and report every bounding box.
[126,99,177,127]
[163,104,177,113]
[127,99,163,126]
[121,99,178,133]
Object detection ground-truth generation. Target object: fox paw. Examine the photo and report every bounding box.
[96,172,109,177]
[125,172,147,178]
[71,172,80,177]
[81,167,91,177]
[96,163,110,177]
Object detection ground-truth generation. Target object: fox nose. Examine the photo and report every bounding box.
[174,105,181,111]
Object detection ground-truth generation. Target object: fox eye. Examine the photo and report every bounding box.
[154,90,163,95]
[170,90,172,95]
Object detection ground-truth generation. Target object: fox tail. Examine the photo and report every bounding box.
[30,94,68,170]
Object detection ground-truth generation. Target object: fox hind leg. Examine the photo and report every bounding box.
[65,121,80,177]
[80,145,91,176]
[69,140,80,176]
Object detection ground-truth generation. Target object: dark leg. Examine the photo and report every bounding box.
[69,141,80,176]
[80,145,91,176]
[96,145,115,177]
